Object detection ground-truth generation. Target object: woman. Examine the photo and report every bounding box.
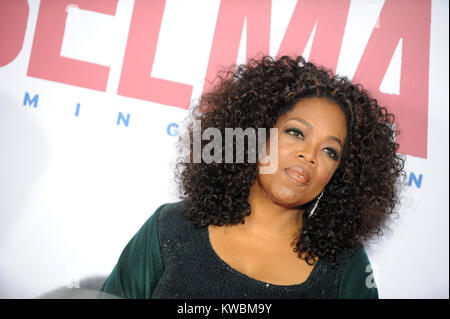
[100,56,405,299]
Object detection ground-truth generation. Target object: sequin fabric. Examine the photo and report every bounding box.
[151,201,353,299]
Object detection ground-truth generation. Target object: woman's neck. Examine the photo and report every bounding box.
[240,181,304,242]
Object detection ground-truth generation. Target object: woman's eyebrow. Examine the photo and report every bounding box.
[327,136,343,148]
[289,117,343,148]
[289,117,312,128]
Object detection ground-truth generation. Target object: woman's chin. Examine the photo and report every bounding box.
[271,186,304,207]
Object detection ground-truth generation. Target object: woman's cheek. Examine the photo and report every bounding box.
[277,139,296,162]
[317,159,339,187]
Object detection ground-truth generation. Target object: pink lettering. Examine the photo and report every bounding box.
[277,0,351,71]
[118,0,193,110]
[27,0,118,91]
[0,0,29,66]
[353,0,431,158]
[202,0,271,96]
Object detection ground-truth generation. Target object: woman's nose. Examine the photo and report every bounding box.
[296,147,317,166]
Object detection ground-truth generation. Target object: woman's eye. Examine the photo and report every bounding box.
[324,147,340,161]
[285,128,304,138]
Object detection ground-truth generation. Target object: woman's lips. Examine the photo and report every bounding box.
[285,166,311,186]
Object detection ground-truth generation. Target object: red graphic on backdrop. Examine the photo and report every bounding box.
[204,0,351,94]
[0,0,28,66]
[277,0,351,70]
[203,0,271,93]
[27,0,117,91]
[352,0,431,159]
[118,0,193,109]
[0,0,431,158]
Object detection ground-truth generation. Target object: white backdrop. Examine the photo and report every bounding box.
[0,0,448,298]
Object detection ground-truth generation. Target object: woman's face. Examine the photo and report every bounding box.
[256,97,347,208]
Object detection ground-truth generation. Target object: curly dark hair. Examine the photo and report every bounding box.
[175,55,406,268]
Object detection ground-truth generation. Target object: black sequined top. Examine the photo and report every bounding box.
[100,201,379,299]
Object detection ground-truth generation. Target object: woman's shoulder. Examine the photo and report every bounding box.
[156,201,187,220]
[337,245,369,264]
[156,200,189,223]
[337,245,379,299]
[156,200,199,240]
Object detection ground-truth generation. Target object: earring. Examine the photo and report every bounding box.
[308,191,324,218]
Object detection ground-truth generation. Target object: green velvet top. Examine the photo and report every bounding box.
[100,202,379,299]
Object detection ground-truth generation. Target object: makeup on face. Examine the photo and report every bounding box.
[254,97,348,208]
